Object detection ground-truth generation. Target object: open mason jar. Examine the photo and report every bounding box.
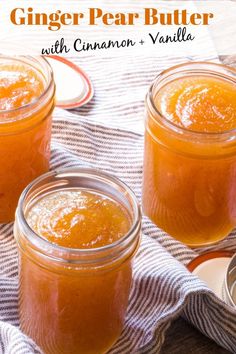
[142,62,236,247]
[14,168,141,354]
[0,55,55,222]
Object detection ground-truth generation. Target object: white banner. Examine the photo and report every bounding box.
[0,0,235,57]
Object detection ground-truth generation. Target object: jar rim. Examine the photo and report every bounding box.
[147,61,236,139]
[15,168,141,265]
[0,55,54,116]
[224,253,236,307]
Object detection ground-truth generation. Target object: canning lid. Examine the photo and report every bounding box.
[45,56,94,109]
[187,251,236,306]
[224,254,236,307]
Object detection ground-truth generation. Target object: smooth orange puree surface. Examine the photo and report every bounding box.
[0,61,54,222]
[27,190,131,248]
[0,64,44,112]
[19,189,132,354]
[155,76,236,132]
[143,75,236,247]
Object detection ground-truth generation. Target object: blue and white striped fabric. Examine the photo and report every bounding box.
[0,1,236,352]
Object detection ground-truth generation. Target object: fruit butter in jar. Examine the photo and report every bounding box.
[0,55,55,222]
[142,62,236,247]
[14,168,141,354]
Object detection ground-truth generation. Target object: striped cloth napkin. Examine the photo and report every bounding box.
[1,52,236,354]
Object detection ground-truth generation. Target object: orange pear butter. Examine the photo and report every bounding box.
[0,64,44,110]
[27,190,131,249]
[155,76,236,133]
[0,56,55,223]
[14,169,141,354]
[142,62,236,247]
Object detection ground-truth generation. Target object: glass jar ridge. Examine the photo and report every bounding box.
[15,168,141,269]
[146,61,236,156]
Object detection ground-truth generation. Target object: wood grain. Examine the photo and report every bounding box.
[161,317,230,354]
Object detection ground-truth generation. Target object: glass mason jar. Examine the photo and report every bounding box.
[0,55,55,223]
[142,62,236,247]
[14,168,141,354]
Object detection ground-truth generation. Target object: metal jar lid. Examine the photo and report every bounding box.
[187,251,235,305]
[45,56,94,109]
[223,253,236,307]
